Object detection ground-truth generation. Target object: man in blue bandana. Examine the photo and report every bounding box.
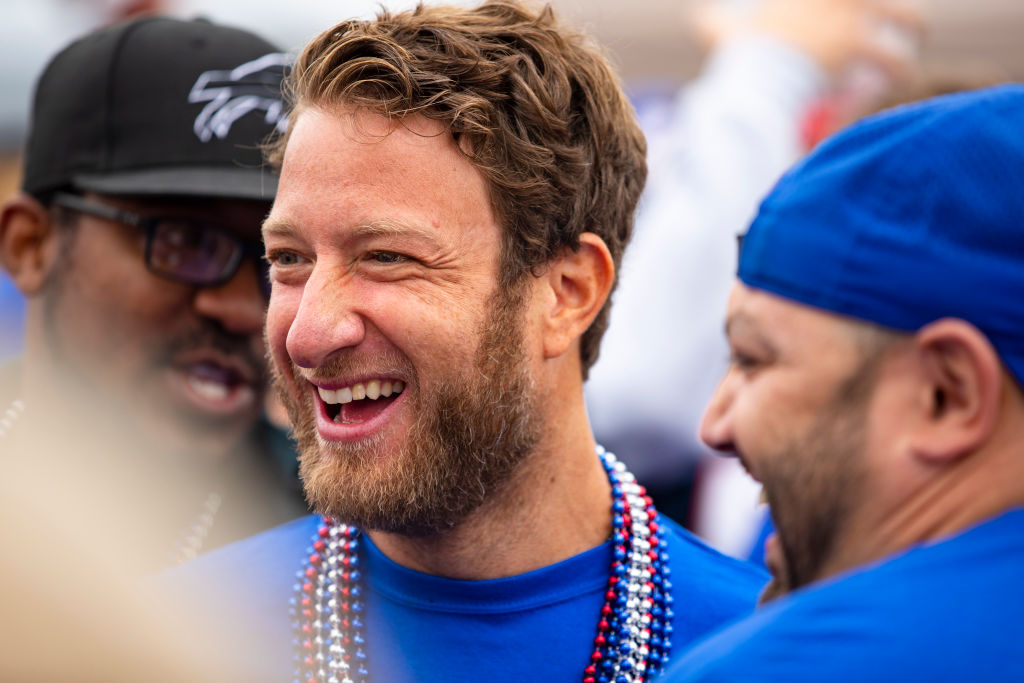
[664,84,1024,681]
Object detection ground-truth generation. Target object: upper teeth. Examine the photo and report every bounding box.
[318,380,404,405]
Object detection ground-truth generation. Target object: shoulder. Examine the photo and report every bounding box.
[664,570,935,682]
[152,514,320,619]
[660,517,768,641]
[662,517,768,587]
[664,513,1024,682]
[147,515,321,682]
[662,516,768,594]
[166,513,319,583]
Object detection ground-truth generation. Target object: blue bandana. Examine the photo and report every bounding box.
[739,84,1024,388]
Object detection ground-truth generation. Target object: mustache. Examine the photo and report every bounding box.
[296,350,415,386]
[159,320,266,379]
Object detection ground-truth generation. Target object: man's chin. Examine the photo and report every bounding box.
[300,457,471,537]
[757,575,790,605]
[758,530,793,605]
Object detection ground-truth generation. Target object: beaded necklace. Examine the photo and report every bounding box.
[168,491,223,566]
[0,398,25,441]
[291,445,674,683]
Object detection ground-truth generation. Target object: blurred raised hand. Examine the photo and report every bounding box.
[694,0,926,80]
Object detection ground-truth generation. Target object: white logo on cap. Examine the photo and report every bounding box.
[189,52,291,143]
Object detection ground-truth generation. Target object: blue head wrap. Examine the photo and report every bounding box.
[739,84,1024,388]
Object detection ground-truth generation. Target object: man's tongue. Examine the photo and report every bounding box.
[336,396,394,424]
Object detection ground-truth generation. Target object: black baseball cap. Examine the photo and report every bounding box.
[23,16,289,202]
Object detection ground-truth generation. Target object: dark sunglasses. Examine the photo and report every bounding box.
[51,192,270,297]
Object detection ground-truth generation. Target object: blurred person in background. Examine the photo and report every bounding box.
[0,1,168,363]
[667,83,1024,682]
[160,2,768,681]
[0,15,306,572]
[586,0,925,553]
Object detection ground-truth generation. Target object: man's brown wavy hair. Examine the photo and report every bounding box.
[270,0,647,378]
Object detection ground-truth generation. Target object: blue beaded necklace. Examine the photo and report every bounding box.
[291,446,674,683]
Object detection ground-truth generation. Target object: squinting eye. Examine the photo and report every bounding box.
[369,251,408,264]
[729,352,759,370]
[267,251,303,267]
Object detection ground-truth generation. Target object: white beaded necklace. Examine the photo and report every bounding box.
[168,491,224,566]
[0,398,25,441]
[292,445,675,683]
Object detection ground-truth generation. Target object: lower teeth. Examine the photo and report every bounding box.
[188,375,230,401]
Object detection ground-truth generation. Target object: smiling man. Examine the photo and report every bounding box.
[664,84,1024,681]
[161,2,766,681]
[0,16,306,568]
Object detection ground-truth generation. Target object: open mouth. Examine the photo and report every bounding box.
[186,361,250,402]
[317,379,405,424]
[169,357,257,416]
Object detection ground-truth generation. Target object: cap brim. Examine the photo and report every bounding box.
[71,166,278,201]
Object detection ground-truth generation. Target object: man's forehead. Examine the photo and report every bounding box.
[725,283,850,343]
[263,216,443,245]
[297,104,449,150]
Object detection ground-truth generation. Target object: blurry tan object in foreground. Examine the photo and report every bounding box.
[1,463,210,680]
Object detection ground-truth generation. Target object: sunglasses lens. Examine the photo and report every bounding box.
[149,221,242,285]
[258,258,272,298]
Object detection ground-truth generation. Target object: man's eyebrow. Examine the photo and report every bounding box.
[724,310,763,340]
[261,218,297,239]
[351,219,442,245]
[261,217,445,249]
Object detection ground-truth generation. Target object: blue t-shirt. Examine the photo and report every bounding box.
[665,507,1024,682]
[0,274,25,362]
[160,514,766,681]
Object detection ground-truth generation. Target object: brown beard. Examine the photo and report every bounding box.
[273,282,542,536]
[758,352,883,600]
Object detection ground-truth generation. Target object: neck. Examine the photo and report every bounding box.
[368,395,612,580]
[821,420,1024,580]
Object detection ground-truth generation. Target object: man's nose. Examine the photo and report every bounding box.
[699,369,738,453]
[284,266,366,370]
[192,259,265,335]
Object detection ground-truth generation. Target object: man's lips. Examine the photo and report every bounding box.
[173,348,259,387]
[165,350,261,417]
[309,376,407,442]
[733,449,761,484]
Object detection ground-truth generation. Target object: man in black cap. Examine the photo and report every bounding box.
[0,16,306,569]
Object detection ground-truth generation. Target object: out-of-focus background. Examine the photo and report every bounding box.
[2,0,1024,156]
[2,0,1023,360]
[562,0,1024,83]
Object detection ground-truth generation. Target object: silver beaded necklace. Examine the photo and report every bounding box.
[0,398,25,441]
[168,491,224,566]
[293,446,675,683]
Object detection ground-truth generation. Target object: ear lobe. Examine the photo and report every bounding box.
[1,194,62,296]
[909,319,1002,464]
[540,232,614,360]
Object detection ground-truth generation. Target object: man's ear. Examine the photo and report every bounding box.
[539,232,614,360]
[908,319,1003,464]
[0,194,63,295]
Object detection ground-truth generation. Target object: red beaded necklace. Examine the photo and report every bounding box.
[291,446,674,683]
